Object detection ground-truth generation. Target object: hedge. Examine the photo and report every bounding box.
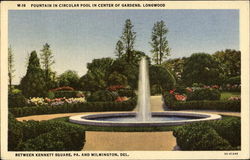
[53,91,79,98]
[187,88,221,101]
[165,99,240,112]
[9,97,137,117]
[173,117,241,150]
[117,89,136,97]
[8,114,86,151]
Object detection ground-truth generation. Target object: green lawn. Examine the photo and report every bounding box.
[220,92,240,100]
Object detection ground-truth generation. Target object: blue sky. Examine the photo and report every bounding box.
[9,10,239,84]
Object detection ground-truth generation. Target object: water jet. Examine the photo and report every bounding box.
[69,57,221,127]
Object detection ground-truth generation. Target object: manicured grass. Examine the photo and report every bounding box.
[50,116,238,132]
[220,92,240,100]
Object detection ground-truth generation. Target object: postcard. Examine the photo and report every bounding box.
[0,0,249,160]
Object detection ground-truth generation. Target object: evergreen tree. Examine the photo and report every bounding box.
[8,46,15,91]
[20,51,46,97]
[40,43,56,89]
[114,40,124,58]
[120,19,136,63]
[150,20,170,65]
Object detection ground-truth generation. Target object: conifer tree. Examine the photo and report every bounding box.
[20,51,46,97]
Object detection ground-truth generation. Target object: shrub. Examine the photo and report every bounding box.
[17,120,85,151]
[173,122,232,150]
[8,92,27,108]
[187,88,220,101]
[8,113,23,151]
[9,97,137,117]
[46,91,55,99]
[211,117,241,147]
[168,100,240,112]
[117,89,136,97]
[87,90,118,102]
[54,91,78,98]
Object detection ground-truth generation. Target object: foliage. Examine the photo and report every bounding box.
[49,86,74,92]
[173,122,232,150]
[8,113,23,151]
[79,58,114,91]
[8,46,15,91]
[120,19,136,63]
[117,89,136,97]
[9,97,137,117]
[150,20,170,65]
[20,51,47,97]
[86,90,118,102]
[58,70,80,89]
[166,100,240,112]
[213,49,240,78]
[187,88,221,101]
[46,91,55,99]
[8,92,27,108]
[40,43,56,89]
[210,117,241,147]
[8,118,86,151]
[182,53,222,86]
[107,71,128,86]
[17,120,85,151]
[53,91,83,98]
[161,57,187,83]
[149,65,176,91]
[115,40,124,58]
[225,76,240,85]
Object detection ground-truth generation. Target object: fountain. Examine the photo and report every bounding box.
[69,58,221,127]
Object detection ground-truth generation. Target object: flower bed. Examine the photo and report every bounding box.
[9,97,137,117]
[27,97,86,106]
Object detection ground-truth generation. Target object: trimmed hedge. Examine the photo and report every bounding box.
[8,92,27,108]
[9,97,137,117]
[117,89,136,97]
[173,117,241,150]
[187,88,220,101]
[173,123,232,150]
[53,91,79,98]
[8,114,86,151]
[87,90,118,102]
[167,100,240,112]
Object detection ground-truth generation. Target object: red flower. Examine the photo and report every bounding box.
[175,94,187,101]
[169,89,176,94]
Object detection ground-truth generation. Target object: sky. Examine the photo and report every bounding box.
[9,10,239,84]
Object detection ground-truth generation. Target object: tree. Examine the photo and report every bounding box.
[213,49,240,78]
[20,51,46,97]
[120,19,136,63]
[8,46,15,91]
[150,20,170,65]
[182,53,222,86]
[79,58,114,91]
[58,70,80,89]
[149,65,176,92]
[107,71,128,86]
[40,43,56,89]
[114,40,124,58]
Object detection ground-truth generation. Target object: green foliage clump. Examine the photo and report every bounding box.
[187,88,220,101]
[107,71,128,86]
[173,122,232,150]
[9,97,137,117]
[149,65,176,91]
[53,91,79,98]
[20,51,47,97]
[87,90,118,102]
[8,113,23,151]
[117,89,136,97]
[168,100,240,112]
[173,117,241,150]
[182,53,222,86]
[8,92,27,108]
[8,115,86,151]
[17,120,85,151]
[58,70,80,89]
[211,117,241,147]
